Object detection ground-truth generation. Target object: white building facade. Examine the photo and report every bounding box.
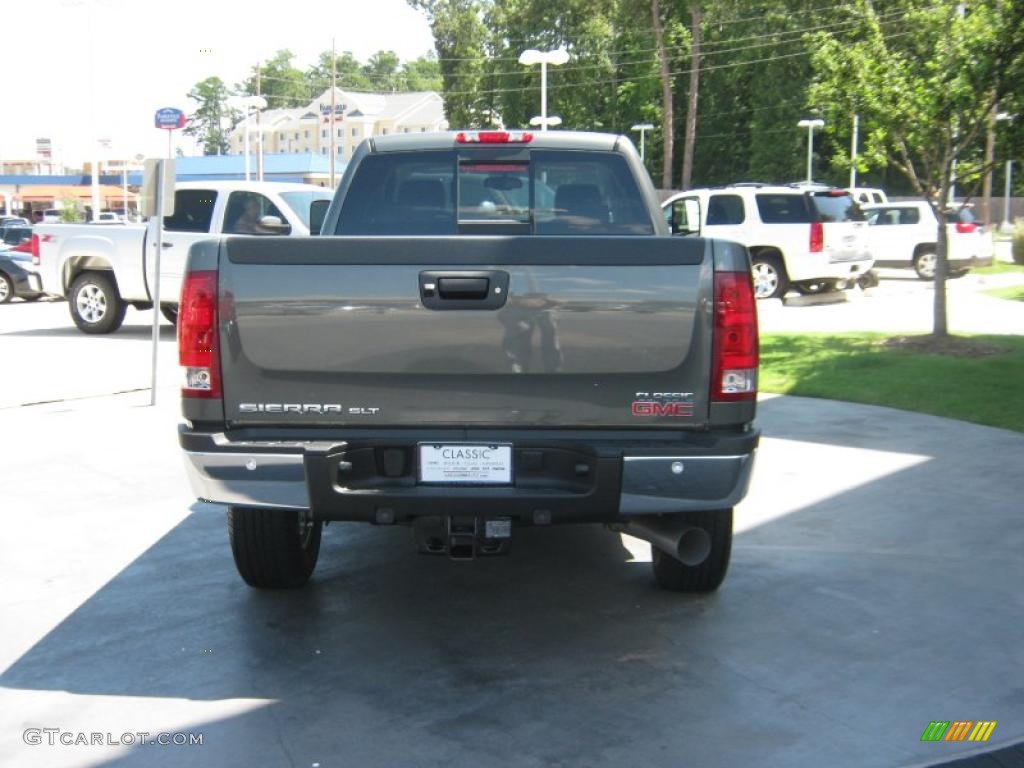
[227,88,448,163]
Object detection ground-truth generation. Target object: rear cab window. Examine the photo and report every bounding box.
[754,193,815,224]
[807,191,865,223]
[335,150,653,236]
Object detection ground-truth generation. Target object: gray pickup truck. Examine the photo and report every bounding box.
[178,130,760,593]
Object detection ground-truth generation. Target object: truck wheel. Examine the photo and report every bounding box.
[160,305,178,326]
[913,250,937,280]
[227,507,322,589]
[651,509,732,592]
[750,256,789,299]
[0,272,12,303]
[70,272,127,333]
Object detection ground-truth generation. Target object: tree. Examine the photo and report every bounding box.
[402,54,444,91]
[809,0,1024,337]
[409,0,493,126]
[185,76,238,155]
[651,0,674,188]
[239,50,309,108]
[364,50,403,91]
[307,50,373,93]
[680,3,701,189]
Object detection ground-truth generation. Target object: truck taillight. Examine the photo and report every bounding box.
[31,234,40,266]
[712,271,758,402]
[455,130,533,144]
[179,270,221,399]
[809,221,824,253]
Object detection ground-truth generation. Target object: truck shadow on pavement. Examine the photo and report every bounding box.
[1,324,176,340]
[2,396,1023,767]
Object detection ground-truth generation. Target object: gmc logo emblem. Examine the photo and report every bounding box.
[631,401,694,417]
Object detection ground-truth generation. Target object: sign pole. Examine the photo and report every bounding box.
[330,38,336,188]
[149,159,164,406]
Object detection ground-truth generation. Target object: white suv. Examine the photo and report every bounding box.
[863,201,994,279]
[663,184,873,299]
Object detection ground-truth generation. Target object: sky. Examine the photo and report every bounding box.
[0,0,435,167]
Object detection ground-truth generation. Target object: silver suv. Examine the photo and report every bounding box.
[663,184,873,299]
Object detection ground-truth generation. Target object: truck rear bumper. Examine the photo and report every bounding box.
[787,255,873,283]
[179,425,758,522]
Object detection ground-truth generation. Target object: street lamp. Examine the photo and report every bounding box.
[631,123,655,162]
[996,112,1014,232]
[518,48,569,131]
[529,115,562,129]
[228,95,267,181]
[797,118,825,183]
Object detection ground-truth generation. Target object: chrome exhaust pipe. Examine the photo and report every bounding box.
[611,519,712,566]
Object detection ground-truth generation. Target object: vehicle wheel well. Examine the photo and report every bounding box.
[912,243,937,261]
[748,247,787,274]
[63,257,116,293]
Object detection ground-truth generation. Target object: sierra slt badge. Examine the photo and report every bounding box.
[239,403,380,415]
[631,391,695,418]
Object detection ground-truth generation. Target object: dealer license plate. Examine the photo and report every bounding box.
[418,444,512,485]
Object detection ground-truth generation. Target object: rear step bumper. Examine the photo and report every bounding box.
[179,425,758,522]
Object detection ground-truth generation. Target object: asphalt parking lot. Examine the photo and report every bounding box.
[1,277,1022,768]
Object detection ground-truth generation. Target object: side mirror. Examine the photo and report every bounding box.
[309,200,330,235]
[258,215,291,234]
[670,198,701,236]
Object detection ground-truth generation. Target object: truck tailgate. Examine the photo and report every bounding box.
[217,235,714,429]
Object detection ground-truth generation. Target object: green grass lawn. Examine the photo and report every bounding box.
[985,285,1024,302]
[760,333,1024,432]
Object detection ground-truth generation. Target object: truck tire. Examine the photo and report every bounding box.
[913,249,937,280]
[0,272,12,303]
[227,507,322,589]
[70,271,127,333]
[651,509,732,592]
[750,255,789,299]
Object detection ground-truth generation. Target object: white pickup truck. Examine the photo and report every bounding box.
[33,181,333,333]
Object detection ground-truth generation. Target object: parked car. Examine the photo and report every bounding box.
[863,201,994,279]
[0,216,30,228]
[0,244,44,303]
[0,225,32,251]
[663,183,873,299]
[41,209,62,223]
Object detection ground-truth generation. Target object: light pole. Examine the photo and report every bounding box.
[996,112,1014,232]
[518,48,569,131]
[529,115,562,130]
[631,123,655,162]
[849,113,859,189]
[797,118,824,183]
[229,96,267,181]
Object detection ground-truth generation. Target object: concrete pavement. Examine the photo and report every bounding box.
[760,271,1024,336]
[1,285,1022,767]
